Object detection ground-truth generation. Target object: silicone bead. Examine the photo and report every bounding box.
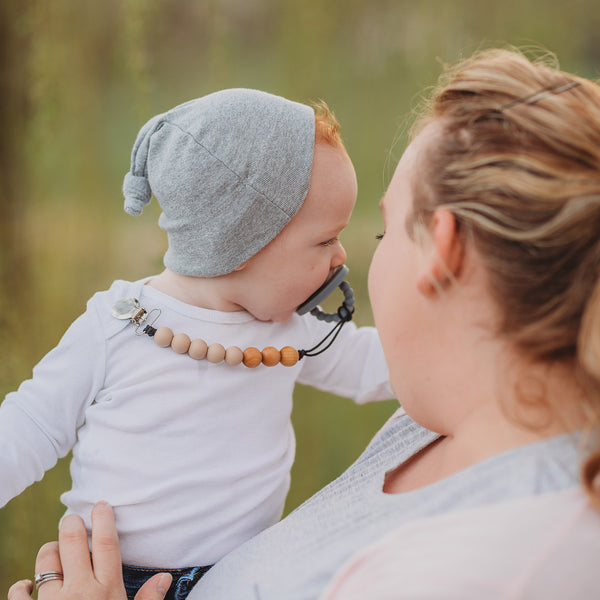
[188,338,208,360]
[154,327,174,348]
[280,346,299,367]
[207,343,226,363]
[262,346,281,367]
[243,347,262,368]
[225,346,244,366]
[171,333,191,354]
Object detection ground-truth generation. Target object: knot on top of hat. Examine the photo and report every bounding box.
[123,171,152,216]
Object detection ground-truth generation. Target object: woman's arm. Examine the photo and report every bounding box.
[7,502,170,600]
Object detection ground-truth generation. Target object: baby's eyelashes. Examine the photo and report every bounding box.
[321,237,339,246]
[375,233,385,240]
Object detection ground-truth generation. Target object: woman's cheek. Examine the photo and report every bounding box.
[368,246,385,318]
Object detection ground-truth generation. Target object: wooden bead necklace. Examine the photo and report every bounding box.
[111,285,354,369]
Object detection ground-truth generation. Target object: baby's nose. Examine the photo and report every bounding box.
[332,242,347,267]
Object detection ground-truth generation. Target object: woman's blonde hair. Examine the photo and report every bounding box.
[412,48,600,508]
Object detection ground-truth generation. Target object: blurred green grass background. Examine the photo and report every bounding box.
[2,0,600,589]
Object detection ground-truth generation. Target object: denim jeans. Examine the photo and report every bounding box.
[122,563,212,600]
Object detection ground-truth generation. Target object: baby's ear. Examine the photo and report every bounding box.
[234,261,249,272]
[416,209,463,296]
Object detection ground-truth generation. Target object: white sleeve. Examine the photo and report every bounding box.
[0,306,105,507]
[297,319,393,404]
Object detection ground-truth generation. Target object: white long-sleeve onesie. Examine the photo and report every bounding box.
[0,277,392,568]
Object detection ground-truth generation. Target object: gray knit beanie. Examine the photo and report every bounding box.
[123,89,315,277]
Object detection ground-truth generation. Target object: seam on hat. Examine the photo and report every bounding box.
[162,120,304,218]
[142,120,166,178]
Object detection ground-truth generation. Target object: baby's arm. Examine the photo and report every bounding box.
[0,307,105,507]
[297,319,393,403]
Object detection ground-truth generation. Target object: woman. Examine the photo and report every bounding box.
[9,48,600,600]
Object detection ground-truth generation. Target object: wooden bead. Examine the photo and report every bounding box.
[188,338,208,360]
[225,346,244,366]
[243,347,262,368]
[280,346,299,367]
[153,327,174,348]
[171,333,191,354]
[262,346,281,367]
[207,343,226,363]
[150,322,299,369]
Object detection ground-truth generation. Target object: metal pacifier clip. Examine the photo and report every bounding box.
[111,265,355,368]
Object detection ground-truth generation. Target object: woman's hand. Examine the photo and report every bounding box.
[7,502,171,600]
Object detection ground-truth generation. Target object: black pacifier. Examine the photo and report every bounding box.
[295,265,355,359]
[296,265,355,323]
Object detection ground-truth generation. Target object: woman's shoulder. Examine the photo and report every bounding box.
[514,489,600,598]
[321,488,600,599]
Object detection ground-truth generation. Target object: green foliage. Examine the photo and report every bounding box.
[2,0,600,589]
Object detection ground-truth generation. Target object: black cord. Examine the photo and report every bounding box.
[299,319,348,358]
[299,300,354,359]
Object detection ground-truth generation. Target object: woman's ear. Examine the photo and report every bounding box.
[416,208,463,296]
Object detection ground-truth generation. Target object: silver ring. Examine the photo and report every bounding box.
[34,571,64,590]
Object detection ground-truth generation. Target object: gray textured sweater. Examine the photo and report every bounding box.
[191,410,582,600]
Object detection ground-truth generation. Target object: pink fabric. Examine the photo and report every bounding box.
[320,488,600,599]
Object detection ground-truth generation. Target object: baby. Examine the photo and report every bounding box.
[0,89,392,599]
